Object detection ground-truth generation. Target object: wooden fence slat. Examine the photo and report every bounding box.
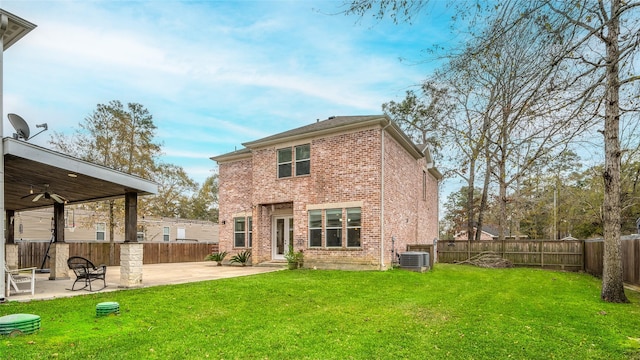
[437,238,640,287]
[18,241,218,268]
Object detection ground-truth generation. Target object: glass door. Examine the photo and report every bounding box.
[273,216,293,260]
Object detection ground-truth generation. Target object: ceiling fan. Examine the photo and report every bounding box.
[22,184,67,204]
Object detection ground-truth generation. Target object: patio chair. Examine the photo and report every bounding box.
[5,265,36,297]
[67,256,107,291]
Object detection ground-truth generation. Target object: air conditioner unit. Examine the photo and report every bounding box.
[399,252,430,272]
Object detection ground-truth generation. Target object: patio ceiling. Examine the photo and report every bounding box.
[3,138,158,212]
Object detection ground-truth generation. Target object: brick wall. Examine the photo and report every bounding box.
[216,124,440,270]
[382,134,439,268]
[217,157,253,257]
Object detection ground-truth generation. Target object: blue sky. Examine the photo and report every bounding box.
[2,1,454,186]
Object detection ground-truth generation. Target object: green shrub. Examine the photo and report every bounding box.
[230,250,251,266]
[205,251,228,265]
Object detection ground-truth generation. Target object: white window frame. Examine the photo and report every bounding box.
[325,208,343,248]
[137,225,146,242]
[294,144,311,176]
[96,222,106,241]
[163,226,170,242]
[247,216,253,248]
[308,210,322,247]
[346,208,362,248]
[277,144,311,178]
[234,217,246,248]
[277,147,293,178]
[307,207,362,249]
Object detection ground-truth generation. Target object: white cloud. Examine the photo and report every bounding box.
[2,0,446,187]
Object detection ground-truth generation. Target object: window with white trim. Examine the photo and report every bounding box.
[277,148,292,178]
[234,217,246,247]
[295,144,311,176]
[423,170,427,200]
[308,210,322,247]
[346,208,361,247]
[247,217,253,248]
[277,144,310,178]
[325,209,343,247]
[163,227,170,242]
[96,222,106,241]
[308,207,362,248]
[138,225,146,241]
[64,209,75,228]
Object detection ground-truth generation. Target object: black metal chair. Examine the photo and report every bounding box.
[67,256,107,291]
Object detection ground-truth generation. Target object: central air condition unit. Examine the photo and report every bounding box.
[399,251,430,272]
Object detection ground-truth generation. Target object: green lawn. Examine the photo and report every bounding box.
[1,264,640,359]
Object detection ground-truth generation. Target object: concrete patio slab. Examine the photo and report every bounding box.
[4,262,284,302]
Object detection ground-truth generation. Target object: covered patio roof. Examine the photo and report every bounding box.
[3,137,157,212]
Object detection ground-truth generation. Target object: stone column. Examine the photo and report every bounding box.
[48,243,70,280]
[5,244,19,269]
[119,242,143,288]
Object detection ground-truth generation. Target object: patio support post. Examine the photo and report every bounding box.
[124,191,137,243]
[120,191,143,288]
[5,210,19,269]
[49,202,69,280]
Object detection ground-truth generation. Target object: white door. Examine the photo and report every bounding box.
[273,216,293,260]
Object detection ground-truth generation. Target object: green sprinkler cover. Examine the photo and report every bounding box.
[96,302,120,316]
[0,314,41,335]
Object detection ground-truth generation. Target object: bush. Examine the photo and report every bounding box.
[230,250,251,266]
[205,251,228,266]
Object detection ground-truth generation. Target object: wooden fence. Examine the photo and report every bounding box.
[437,238,640,287]
[437,240,584,272]
[584,238,640,286]
[17,241,219,268]
[406,244,435,269]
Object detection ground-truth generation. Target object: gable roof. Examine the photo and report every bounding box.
[211,115,440,173]
[242,115,386,148]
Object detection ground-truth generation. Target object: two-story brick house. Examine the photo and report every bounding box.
[211,115,441,270]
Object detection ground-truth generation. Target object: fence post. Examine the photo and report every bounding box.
[541,240,544,269]
[581,240,585,271]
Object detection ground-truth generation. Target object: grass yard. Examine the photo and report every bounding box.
[1,264,640,359]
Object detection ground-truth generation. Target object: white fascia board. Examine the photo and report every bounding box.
[3,138,158,194]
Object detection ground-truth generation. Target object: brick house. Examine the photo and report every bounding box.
[211,115,441,270]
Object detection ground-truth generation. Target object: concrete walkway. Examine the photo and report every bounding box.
[5,262,284,302]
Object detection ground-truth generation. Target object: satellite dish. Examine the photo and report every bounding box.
[7,113,48,141]
[8,113,30,140]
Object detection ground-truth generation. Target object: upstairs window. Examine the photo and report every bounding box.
[277,144,310,178]
[295,144,311,176]
[277,148,292,178]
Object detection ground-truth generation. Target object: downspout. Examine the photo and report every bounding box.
[380,121,392,270]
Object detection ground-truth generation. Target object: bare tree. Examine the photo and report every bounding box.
[526,0,640,303]
[344,0,640,302]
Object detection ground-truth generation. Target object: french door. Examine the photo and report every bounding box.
[273,216,293,260]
